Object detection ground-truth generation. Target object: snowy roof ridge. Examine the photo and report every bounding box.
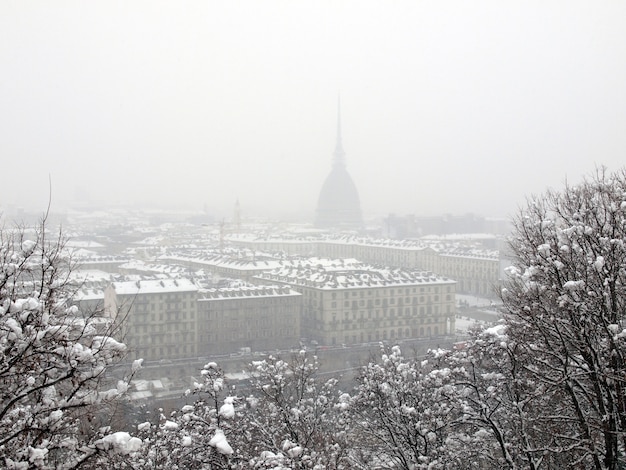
[161,252,281,270]
[256,260,454,289]
[110,277,199,295]
[226,232,498,259]
[198,284,300,300]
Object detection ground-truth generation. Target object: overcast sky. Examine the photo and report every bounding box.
[2,1,625,221]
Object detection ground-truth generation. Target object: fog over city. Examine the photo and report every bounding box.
[2,1,626,220]
[6,4,626,467]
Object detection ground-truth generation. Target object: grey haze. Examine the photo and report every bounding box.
[1,1,625,220]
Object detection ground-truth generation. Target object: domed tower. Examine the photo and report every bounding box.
[314,101,363,229]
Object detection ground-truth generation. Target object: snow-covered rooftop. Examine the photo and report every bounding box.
[74,254,131,264]
[198,285,300,300]
[119,260,188,275]
[227,233,499,260]
[110,278,199,295]
[256,259,455,290]
[163,252,282,271]
[66,240,106,249]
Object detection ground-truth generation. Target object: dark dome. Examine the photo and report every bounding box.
[315,165,363,228]
[314,101,363,229]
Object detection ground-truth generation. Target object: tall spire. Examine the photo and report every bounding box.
[315,96,363,229]
[333,95,346,167]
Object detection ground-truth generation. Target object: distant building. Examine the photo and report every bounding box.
[314,101,363,229]
[161,252,283,282]
[75,255,130,273]
[233,199,241,234]
[229,234,500,297]
[104,277,302,361]
[105,278,200,361]
[255,259,456,346]
[66,275,111,316]
[384,213,511,239]
[197,285,301,355]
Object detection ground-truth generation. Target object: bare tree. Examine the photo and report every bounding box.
[500,168,626,469]
[129,353,348,469]
[0,216,138,469]
[129,361,241,469]
[344,345,463,469]
[433,325,567,470]
[234,352,350,469]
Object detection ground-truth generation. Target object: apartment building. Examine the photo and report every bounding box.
[105,278,199,361]
[104,278,301,361]
[230,234,498,297]
[197,285,301,355]
[255,259,456,346]
[161,252,282,282]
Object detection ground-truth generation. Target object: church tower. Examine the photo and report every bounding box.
[314,100,363,229]
[233,198,241,234]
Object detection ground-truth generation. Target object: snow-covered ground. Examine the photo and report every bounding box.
[455,294,501,333]
[456,294,498,308]
[455,315,493,333]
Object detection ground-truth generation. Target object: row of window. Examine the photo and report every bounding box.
[197,298,299,310]
[131,324,195,334]
[131,301,192,313]
[329,294,452,309]
[322,304,453,320]
[329,286,453,299]
[200,328,297,343]
[200,309,297,321]
[131,311,196,321]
